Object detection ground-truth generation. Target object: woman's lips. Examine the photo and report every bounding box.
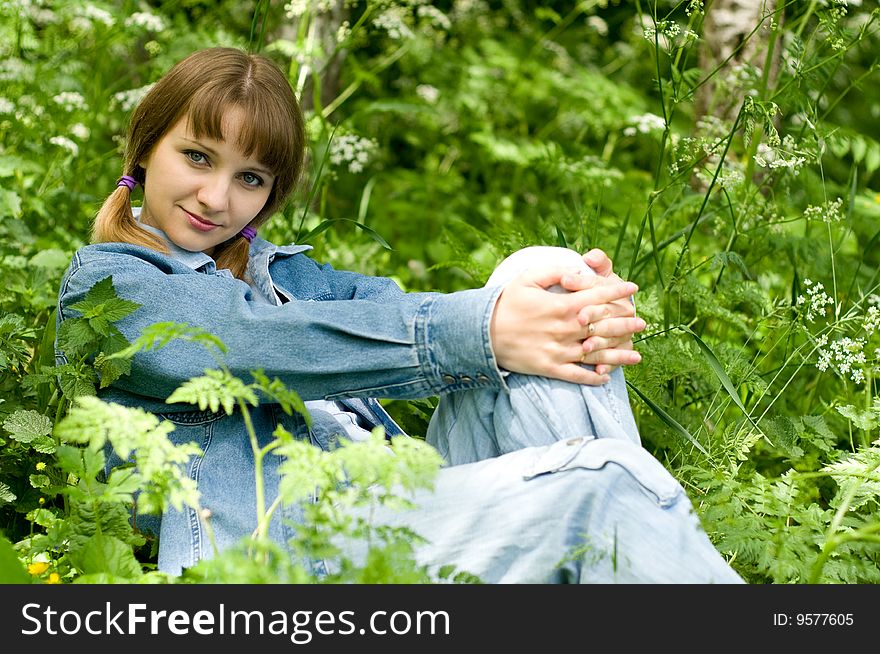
[183,209,219,232]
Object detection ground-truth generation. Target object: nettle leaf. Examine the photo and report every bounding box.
[87,296,141,325]
[3,409,53,444]
[0,188,22,219]
[837,405,879,432]
[0,312,26,333]
[0,535,30,584]
[29,248,70,270]
[94,351,132,389]
[67,276,117,312]
[57,318,99,356]
[167,368,258,415]
[102,467,143,505]
[54,445,106,482]
[31,436,57,454]
[58,366,98,399]
[66,277,141,339]
[0,481,17,504]
[29,474,50,489]
[763,416,805,459]
[70,533,143,579]
[55,445,87,477]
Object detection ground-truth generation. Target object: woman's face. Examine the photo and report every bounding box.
[139,107,275,255]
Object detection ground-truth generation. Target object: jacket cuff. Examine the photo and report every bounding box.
[418,285,507,394]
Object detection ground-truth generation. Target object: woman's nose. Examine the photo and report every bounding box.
[196,175,230,212]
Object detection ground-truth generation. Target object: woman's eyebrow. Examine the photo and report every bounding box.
[180,137,274,176]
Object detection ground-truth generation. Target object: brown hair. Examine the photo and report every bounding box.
[92,47,307,280]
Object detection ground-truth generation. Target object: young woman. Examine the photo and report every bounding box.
[56,47,743,583]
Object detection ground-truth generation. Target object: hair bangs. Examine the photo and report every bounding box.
[185,82,297,179]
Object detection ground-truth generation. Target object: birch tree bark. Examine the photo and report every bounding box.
[697,0,782,123]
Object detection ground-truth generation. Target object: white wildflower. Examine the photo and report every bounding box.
[125,12,166,32]
[587,16,608,36]
[113,84,154,112]
[53,91,86,112]
[803,197,843,223]
[0,98,14,114]
[70,123,90,140]
[285,0,333,18]
[418,5,451,30]
[0,58,28,82]
[865,305,880,334]
[80,4,115,27]
[452,0,487,15]
[328,133,377,174]
[69,17,92,32]
[754,135,808,173]
[373,7,413,40]
[797,279,835,322]
[336,21,351,43]
[817,336,867,383]
[626,113,665,135]
[49,136,79,156]
[663,22,681,37]
[284,0,308,17]
[29,7,57,24]
[715,168,744,189]
[686,0,704,16]
[3,0,32,20]
[416,84,440,104]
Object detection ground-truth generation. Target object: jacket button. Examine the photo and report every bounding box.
[441,374,456,384]
[460,376,473,384]
[476,374,490,383]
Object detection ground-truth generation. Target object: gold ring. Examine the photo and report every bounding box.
[581,350,589,364]
[587,322,595,335]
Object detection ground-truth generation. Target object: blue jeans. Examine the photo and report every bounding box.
[337,247,743,583]
[341,368,743,583]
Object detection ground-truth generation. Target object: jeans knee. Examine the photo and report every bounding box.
[525,437,682,508]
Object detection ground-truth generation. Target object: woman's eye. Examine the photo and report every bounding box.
[241,172,263,187]
[185,151,207,164]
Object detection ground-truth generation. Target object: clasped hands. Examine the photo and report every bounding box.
[490,248,645,386]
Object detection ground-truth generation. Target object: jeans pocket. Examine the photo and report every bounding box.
[523,437,682,507]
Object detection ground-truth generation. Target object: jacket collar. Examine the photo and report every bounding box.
[132,205,311,275]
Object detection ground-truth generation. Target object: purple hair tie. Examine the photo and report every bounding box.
[240,226,257,243]
[116,175,138,191]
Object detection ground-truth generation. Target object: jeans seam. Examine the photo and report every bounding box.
[187,420,214,566]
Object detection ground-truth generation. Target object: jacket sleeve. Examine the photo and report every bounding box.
[57,246,505,402]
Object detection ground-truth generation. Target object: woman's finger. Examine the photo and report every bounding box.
[577,296,637,325]
[553,362,611,386]
[581,316,646,344]
[582,248,614,277]
[568,281,638,314]
[580,346,641,367]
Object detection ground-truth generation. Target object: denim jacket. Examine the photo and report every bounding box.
[55,234,506,448]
